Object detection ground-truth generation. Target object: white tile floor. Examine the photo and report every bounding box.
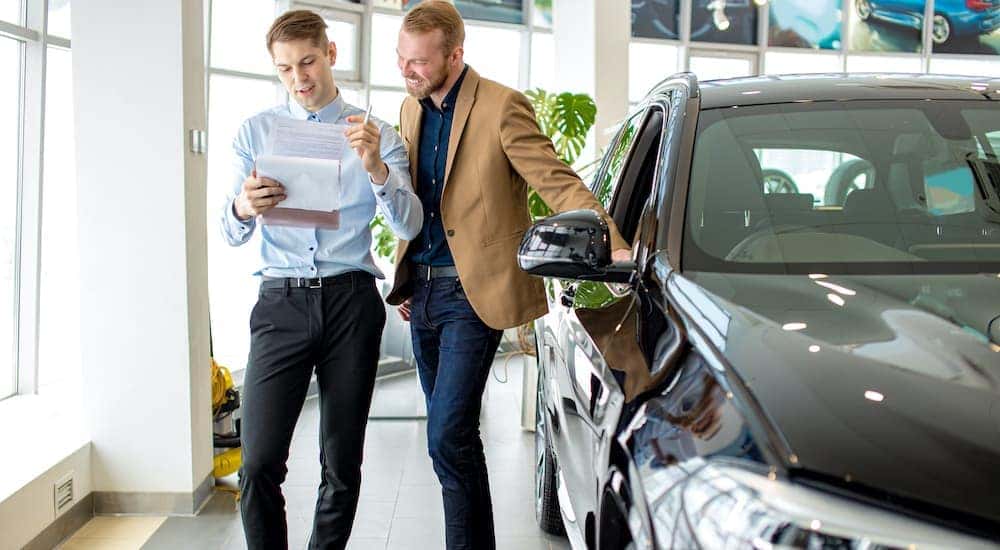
[59,356,571,550]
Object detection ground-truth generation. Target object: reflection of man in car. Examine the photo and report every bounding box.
[627,361,757,469]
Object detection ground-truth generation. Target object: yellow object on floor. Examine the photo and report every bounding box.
[213,447,242,478]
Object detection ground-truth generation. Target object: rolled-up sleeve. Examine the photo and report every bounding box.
[371,121,423,240]
[220,124,257,246]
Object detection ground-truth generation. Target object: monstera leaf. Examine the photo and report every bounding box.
[524,88,598,219]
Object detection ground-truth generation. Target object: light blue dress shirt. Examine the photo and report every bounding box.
[220,92,421,279]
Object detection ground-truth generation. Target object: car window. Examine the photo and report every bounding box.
[592,112,642,209]
[609,108,666,244]
[755,148,872,207]
[683,101,1000,274]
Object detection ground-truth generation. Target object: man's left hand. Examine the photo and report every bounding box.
[345,114,388,184]
[612,249,632,263]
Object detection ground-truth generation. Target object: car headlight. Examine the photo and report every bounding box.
[644,460,994,549]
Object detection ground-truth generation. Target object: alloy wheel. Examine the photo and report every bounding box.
[856,0,872,20]
[932,15,950,45]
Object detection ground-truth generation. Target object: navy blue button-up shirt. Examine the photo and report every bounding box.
[408,66,469,266]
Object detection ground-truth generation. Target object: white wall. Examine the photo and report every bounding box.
[0,442,91,550]
[553,0,630,151]
[72,0,212,499]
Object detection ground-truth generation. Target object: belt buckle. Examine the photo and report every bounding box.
[307,277,323,289]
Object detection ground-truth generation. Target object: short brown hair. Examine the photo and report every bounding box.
[402,1,465,54]
[266,10,328,54]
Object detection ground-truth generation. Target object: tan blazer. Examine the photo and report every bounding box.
[386,67,628,330]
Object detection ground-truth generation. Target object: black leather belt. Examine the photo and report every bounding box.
[412,264,459,280]
[260,271,369,289]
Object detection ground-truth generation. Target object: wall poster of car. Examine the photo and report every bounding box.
[631,0,681,40]
[632,0,758,45]
[373,0,524,25]
[850,0,926,52]
[931,0,1000,54]
[768,0,842,49]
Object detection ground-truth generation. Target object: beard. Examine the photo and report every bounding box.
[405,67,450,100]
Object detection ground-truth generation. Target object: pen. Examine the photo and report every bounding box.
[362,104,372,125]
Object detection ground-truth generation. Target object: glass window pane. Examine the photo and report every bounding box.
[755,148,868,206]
[594,113,641,208]
[369,89,407,128]
[464,24,521,89]
[338,86,364,108]
[845,54,922,73]
[533,0,551,28]
[210,0,278,75]
[631,0,679,40]
[630,42,679,102]
[405,0,523,25]
[768,0,841,49]
[38,46,78,396]
[0,0,21,25]
[930,58,1000,79]
[327,18,358,75]
[0,37,19,400]
[691,0,758,45]
[689,54,753,81]
[207,74,283,373]
[848,0,924,53]
[371,13,402,87]
[764,51,842,75]
[529,31,554,91]
[47,0,71,39]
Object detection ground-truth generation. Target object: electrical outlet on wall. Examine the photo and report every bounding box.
[54,472,74,516]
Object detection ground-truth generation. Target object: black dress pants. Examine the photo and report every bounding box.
[239,271,386,550]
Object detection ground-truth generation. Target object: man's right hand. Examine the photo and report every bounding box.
[235,169,286,220]
[398,298,412,322]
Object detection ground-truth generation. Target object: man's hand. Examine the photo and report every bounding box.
[398,298,412,322]
[235,169,285,220]
[611,248,632,263]
[344,114,389,184]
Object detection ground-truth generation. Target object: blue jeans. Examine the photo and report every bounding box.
[409,276,503,550]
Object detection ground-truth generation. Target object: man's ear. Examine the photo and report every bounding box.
[449,46,463,68]
[327,40,338,67]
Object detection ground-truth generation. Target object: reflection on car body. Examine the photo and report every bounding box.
[521,73,1000,549]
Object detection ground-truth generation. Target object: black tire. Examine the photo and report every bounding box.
[597,485,633,550]
[535,370,565,535]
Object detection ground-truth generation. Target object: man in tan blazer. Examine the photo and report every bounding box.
[386,3,628,548]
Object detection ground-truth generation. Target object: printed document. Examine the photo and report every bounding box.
[255,117,348,228]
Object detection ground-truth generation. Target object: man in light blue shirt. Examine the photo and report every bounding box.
[220,10,421,550]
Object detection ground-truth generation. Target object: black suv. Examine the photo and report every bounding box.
[519,73,1000,549]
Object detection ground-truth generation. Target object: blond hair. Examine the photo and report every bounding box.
[402,1,465,54]
[266,10,328,54]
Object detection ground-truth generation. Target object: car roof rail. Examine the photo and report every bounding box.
[648,71,700,100]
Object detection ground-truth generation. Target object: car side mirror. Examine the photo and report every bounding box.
[517,209,635,283]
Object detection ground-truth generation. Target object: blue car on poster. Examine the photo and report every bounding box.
[856,0,1000,44]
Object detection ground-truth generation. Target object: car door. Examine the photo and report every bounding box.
[543,103,669,533]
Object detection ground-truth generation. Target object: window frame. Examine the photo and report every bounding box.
[2,0,71,401]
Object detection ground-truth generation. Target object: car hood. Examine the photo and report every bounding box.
[676,272,1000,525]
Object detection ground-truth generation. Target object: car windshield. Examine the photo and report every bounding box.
[683,100,1000,274]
